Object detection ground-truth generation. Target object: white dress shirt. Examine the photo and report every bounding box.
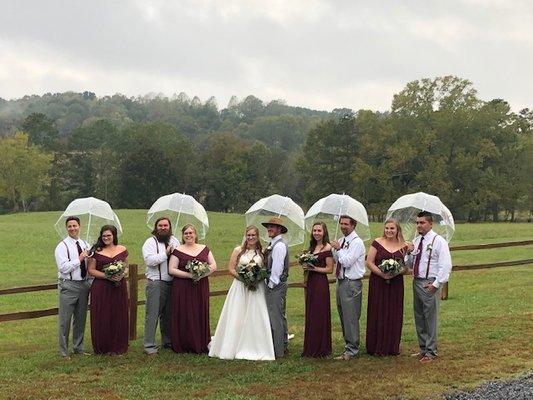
[142,235,180,281]
[54,236,90,280]
[406,229,452,288]
[334,230,366,280]
[268,234,287,288]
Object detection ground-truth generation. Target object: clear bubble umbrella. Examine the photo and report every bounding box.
[146,193,209,240]
[54,197,122,244]
[245,194,305,247]
[386,192,455,242]
[305,193,371,241]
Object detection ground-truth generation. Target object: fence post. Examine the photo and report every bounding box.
[128,263,138,340]
[440,282,448,300]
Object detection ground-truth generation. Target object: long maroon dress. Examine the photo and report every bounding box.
[302,250,332,358]
[366,241,405,356]
[170,246,211,354]
[90,250,129,355]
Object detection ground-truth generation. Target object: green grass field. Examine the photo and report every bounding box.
[0,211,532,399]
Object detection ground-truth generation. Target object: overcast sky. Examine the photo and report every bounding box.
[1,0,531,112]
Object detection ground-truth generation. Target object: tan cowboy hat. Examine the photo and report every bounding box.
[261,217,288,234]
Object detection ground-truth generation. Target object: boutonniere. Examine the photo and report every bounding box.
[264,244,273,254]
[343,241,350,249]
[426,243,433,251]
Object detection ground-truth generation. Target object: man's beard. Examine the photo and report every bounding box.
[155,231,171,243]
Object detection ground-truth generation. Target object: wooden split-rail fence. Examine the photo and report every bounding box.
[1,239,532,340]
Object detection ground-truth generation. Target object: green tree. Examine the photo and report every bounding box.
[0,133,52,211]
[298,115,361,207]
[117,122,194,208]
[21,112,59,150]
[201,133,272,212]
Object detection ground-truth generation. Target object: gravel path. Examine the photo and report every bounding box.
[444,373,532,400]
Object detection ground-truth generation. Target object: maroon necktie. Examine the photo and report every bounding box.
[413,236,424,278]
[335,238,346,278]
[76,241,87,279]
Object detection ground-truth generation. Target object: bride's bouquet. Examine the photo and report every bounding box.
[237,259,268,291]
[185,259,211,282]
[378,258,404,284]
[102,261,125,286]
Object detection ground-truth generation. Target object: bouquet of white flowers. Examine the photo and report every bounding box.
[237,259,268,291]
[377,258,404,283]
[296,251,318,269]
[102,261,125,286]
[185,259,210,282]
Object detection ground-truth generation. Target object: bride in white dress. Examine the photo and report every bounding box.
[209,226,275,360]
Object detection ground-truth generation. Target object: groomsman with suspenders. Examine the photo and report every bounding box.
[142,217,180,355]
[407,211,452,363]
[54,216,92,359]
[262,217,290,359]
[331,215,366,360]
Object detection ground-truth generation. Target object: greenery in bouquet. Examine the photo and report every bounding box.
[295,250,318,269]
[237,259,268,291]
[185,259,210,282]
[377,258,404,283]
[102,261,125,286]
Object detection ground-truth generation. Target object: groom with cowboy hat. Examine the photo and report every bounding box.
[262,217,290,358]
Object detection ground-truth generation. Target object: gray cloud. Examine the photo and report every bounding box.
[0,0,531,111]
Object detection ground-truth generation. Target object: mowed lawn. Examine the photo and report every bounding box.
[0,210,532,399]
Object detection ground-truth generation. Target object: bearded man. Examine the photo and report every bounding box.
[141,217,180,355]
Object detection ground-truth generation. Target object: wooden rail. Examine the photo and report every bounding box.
[1,240,532,338]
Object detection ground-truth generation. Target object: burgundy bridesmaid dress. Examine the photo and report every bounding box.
[170,246,211,354]
[90,250,129,355]
[302,250,332,358]
[365,241,405,356]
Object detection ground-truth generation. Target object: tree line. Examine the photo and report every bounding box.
[0,76,531,221]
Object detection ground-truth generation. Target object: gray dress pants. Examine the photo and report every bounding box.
[413,278,440,357]
[58,279,91,357]
[144,280,173,354]
[265,281,288,358]
[336,279,362,357]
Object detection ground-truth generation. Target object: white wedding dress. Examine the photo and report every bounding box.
[209,249,275,360]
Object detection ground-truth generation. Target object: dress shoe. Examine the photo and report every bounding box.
[419,355,436,363]
[334,353,354,361]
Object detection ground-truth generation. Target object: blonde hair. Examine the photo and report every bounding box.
[181,224,199,244]
[382,218,405,244]
[238,225,263,260]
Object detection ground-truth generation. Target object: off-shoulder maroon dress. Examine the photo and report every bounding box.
[170,246,211,354]
[302,250,333,358]
[365,241,405,356]
[90,250,129,355]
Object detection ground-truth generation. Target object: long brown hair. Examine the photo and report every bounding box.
[381,218,405,244]
[90,225,119,253]
[181,224,198,244]
[151,217,172,236]
[308,222,330,252]
[237,225,263,260]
